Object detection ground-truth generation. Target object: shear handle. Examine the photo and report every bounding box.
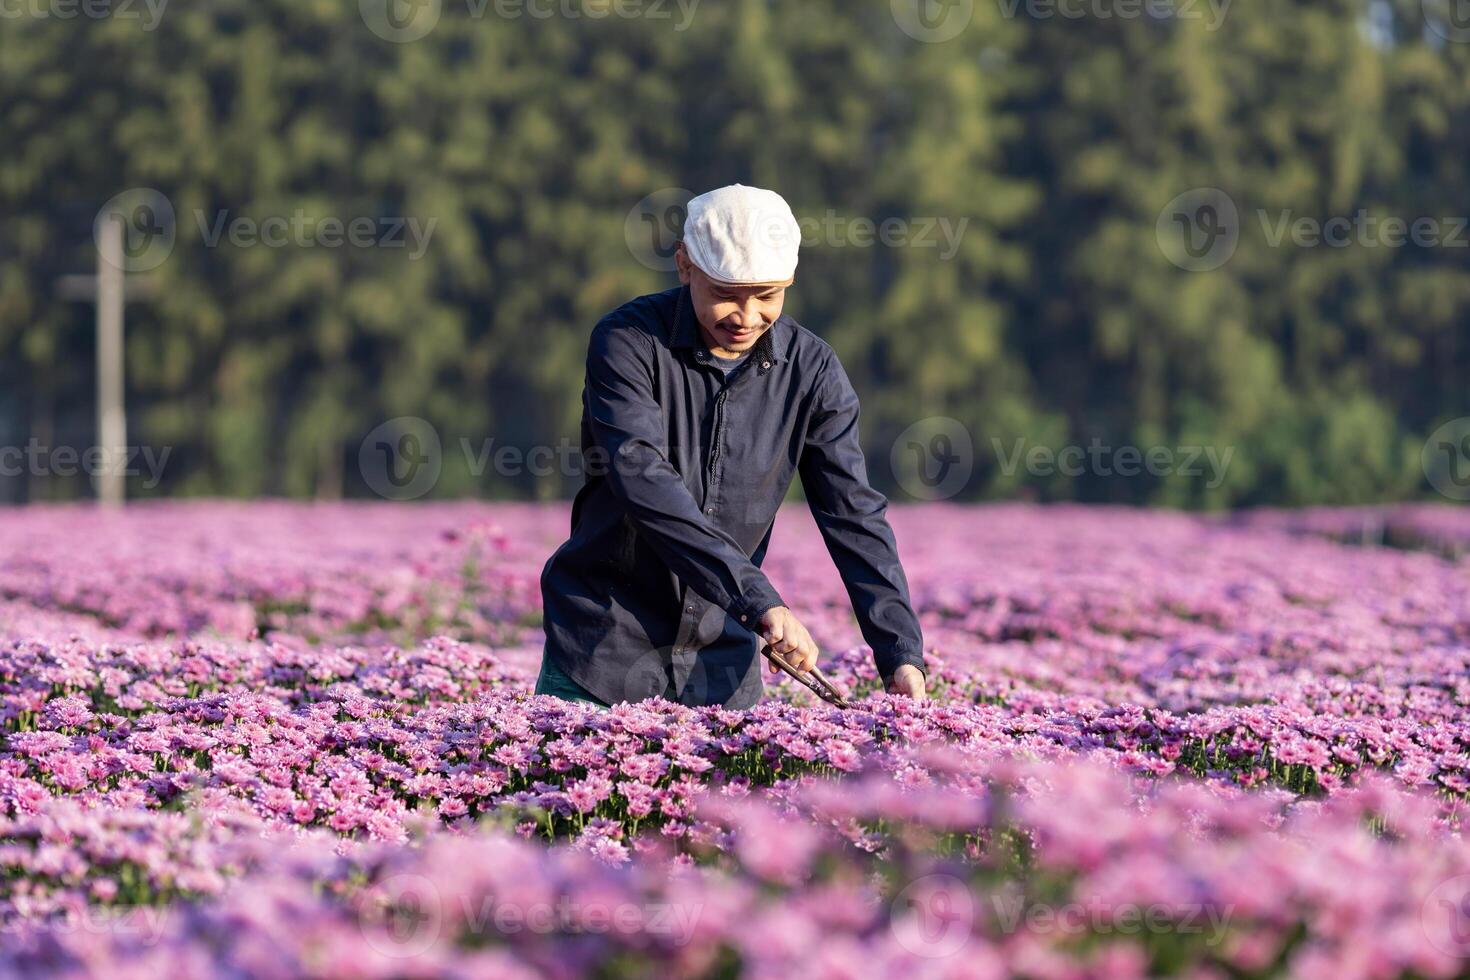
[761,643,850,708]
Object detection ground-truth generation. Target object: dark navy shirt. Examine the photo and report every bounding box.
[539,285,926,708]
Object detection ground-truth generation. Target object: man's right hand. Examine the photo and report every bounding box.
[758,605,819,674]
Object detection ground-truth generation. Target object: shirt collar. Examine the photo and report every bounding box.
[671,284,792,370]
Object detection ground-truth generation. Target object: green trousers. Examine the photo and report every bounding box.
[533,653,611,708]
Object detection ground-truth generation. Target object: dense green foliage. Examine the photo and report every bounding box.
[1,0,1465,506]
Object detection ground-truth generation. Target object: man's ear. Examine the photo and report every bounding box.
[674,242,693,285]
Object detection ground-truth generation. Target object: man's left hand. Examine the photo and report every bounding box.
[885,664,927,700]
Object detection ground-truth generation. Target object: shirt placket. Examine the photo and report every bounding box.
[668,338,776,700]
[669,347,727,695]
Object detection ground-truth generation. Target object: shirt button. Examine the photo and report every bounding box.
[686,605,695,613]
[761,361,771,369]
[739,614,748,622]
[705,507,715,515]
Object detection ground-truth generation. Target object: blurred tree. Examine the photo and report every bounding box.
[0,0,1465,507]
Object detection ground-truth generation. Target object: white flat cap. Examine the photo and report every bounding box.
[681,183,801,287]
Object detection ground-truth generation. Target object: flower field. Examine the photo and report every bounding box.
[1,501,1469,978]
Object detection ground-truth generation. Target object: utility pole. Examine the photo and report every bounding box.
[96,217,125,507]
[56,217,160,506]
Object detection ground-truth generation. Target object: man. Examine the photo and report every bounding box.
[537,183,927,708]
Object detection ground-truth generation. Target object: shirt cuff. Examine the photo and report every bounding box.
[873,645,927,683]
[729,583,784,633]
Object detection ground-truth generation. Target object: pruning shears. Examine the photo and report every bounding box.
[760,639,851,709]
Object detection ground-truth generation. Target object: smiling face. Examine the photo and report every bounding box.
[676,243,788,358]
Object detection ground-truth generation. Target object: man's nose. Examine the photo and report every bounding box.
[731,300,765,329]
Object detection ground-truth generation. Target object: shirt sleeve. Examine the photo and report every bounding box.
[799,348,927,682]
[584,317,784,629]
